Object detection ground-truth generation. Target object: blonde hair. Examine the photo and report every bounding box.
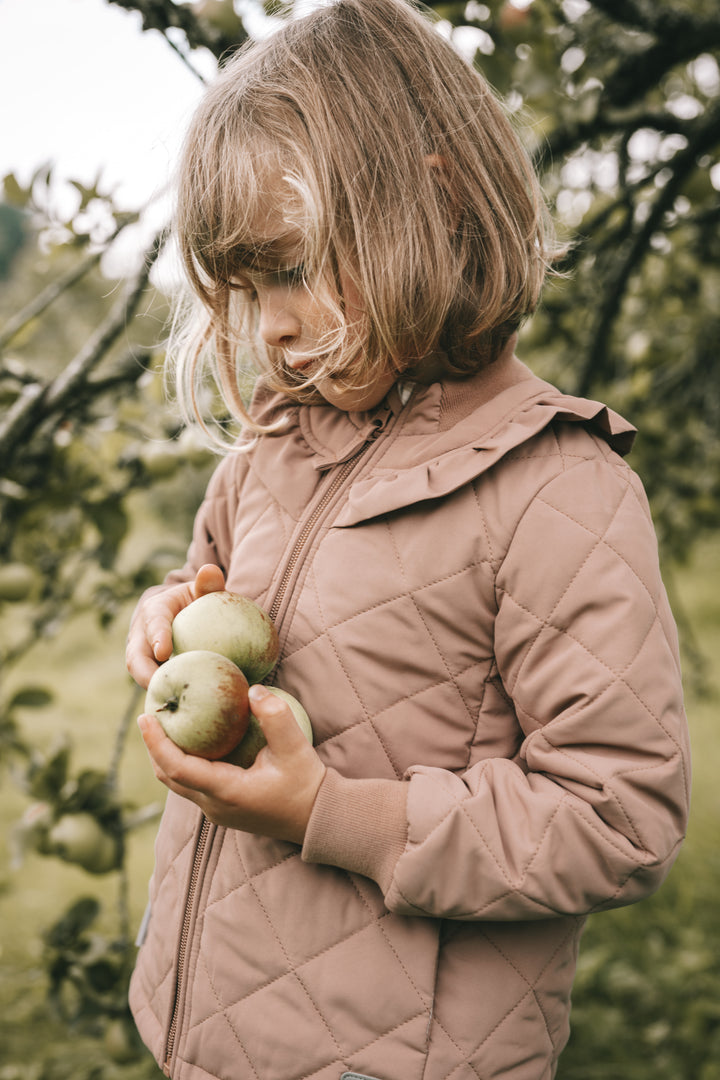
[170,0,562,436]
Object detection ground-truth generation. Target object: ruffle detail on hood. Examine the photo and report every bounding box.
[335,392,636,527]
[546,395,636,456]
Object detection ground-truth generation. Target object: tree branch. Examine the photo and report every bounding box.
[0,221,132,354]
[604,18,720,107]
[575,99,720,395]
[105,0,248,62]
[535,106,701,172]
[0,231,166,467]
[583,0,720,107]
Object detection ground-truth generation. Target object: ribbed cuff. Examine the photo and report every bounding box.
[301,769,408,895]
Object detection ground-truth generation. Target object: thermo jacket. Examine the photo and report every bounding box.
[129,354,690,1080]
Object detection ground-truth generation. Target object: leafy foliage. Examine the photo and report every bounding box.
[558,856,720,1080]
[430,0,720,563]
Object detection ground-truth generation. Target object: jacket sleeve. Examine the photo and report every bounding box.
[135,452,246,605]
[166,454,243,583]
[303,456,691,920]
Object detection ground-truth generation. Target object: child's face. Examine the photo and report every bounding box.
[235,184,395,412]
[250,270,395,411]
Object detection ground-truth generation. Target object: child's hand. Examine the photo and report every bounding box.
[126,563,226,689]
[137,685,327,845]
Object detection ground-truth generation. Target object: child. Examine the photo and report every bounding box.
[126,1,690,1077]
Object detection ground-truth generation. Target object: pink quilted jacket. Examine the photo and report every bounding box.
[129,354,690,1080]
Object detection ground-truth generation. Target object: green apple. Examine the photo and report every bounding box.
[225,686,313,768]
[145,649,250,759]
[172,591,280,684]
[48,813,121,874]
[0,561,37,603]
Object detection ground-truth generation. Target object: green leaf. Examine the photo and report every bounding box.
[44,896,100,949]
[2,171,31,208]
[9,686,54,709]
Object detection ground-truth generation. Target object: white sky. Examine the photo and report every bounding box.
[0,0,223,274]
[0,0,215,203]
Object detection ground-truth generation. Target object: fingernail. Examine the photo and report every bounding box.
[138,714,149,733]
[248,685,269,703]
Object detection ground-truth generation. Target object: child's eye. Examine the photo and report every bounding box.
[275,264,306,288]
[230,264,307,296]
[229,278,257,300]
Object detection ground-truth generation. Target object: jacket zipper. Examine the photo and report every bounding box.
[161,407,397,1074]
[267,414,388,626]
[163,815,212,1076]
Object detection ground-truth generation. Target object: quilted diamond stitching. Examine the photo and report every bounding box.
[201,835,296,912]
[189,856,346,1072]
[395,765,571,918]
[282,557,495,659]
[188,926,430,1078]
[345,874,428,1005]
[308,572,403,777]
[191,906,375,1018]
[500,578,683,754]
[536,470,661,608]
[293,524,498,777]
[402,592,477,726]
[135,408,687,1080]
[501,482,629,689]
[315,659,488,755]
[435,920,580,1080]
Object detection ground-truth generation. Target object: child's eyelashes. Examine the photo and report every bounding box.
[231,264,308,297]
[277,264,307,288]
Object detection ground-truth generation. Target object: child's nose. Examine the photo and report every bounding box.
[258,289,301,350]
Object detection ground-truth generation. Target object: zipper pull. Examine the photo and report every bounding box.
[369,415,387,440]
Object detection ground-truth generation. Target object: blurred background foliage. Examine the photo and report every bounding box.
[0,1,718,1077]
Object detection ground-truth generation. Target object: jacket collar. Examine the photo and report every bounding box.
[293,350,635,465]
[248,351,637,525]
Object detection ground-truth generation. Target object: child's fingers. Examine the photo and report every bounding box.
[247,686,307,756]
[127,567,225,689]
[145,614,174,664]
[144,566,224,660]
[138,714,217,795]
[126,605,173,688]
[194,563,226,597]
[126,647,161,692]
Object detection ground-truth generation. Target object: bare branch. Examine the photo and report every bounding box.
[604,23,720,107]
[0,221,132,354]
[535,106,700,172]
[575,99,720,395]
[584,0,720,107]
[0,383,45,461]
[0,231,166,466]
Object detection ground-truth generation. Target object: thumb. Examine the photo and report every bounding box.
[194,563,226,598]
[248,686,305,755]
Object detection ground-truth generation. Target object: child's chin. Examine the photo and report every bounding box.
[316,375,395,412]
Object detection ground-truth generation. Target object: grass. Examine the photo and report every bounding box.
[0,536,718,1079]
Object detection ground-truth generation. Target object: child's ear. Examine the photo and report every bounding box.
[424,154,461,229]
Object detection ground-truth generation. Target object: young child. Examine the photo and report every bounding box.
[126,2,690,1077]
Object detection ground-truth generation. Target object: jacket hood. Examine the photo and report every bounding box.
[249,354,637,527]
